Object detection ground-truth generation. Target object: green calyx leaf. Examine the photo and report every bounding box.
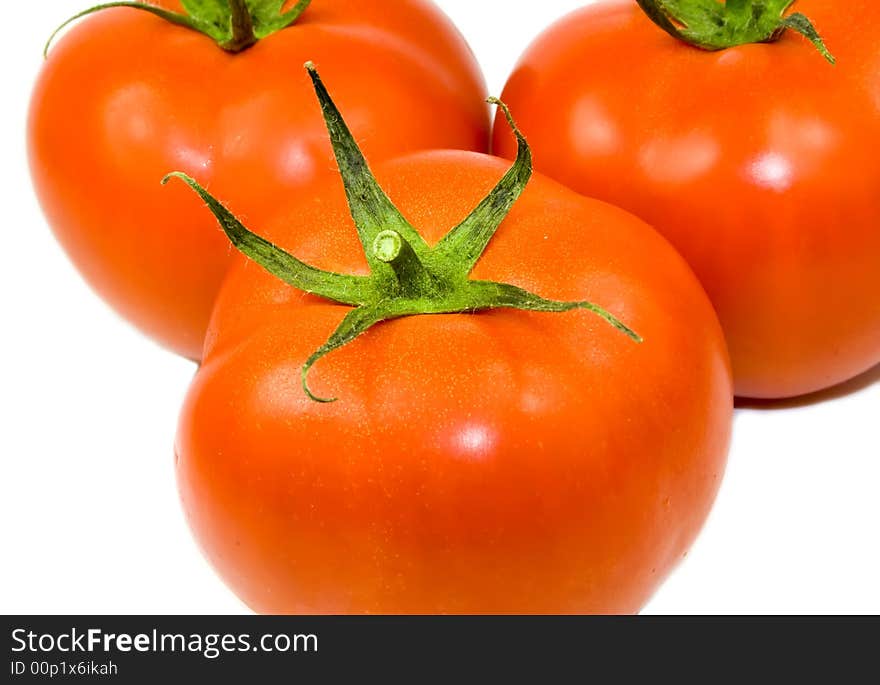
[635,0,835,64]
[165,62,642,402]
[45,0,312,57]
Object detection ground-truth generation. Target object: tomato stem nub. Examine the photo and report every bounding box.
[166,63,642,402]
[373,231,405,264]
[224,0,258,52]
[635,0,835,64]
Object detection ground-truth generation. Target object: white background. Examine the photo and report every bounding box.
[1,0,878,615]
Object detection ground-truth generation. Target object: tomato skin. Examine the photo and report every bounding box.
[28,0,488,360]
[493,0,880,399]
[176,151,732,614]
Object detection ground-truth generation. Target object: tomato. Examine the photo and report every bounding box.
[28,0,488,359]
[173,67,733,614]
[494,0,880,399]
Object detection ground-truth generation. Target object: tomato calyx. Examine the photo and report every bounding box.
[635,0,835,64]
[45,0,312,57]
[164,63,641,402]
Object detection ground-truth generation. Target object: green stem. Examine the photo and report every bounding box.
[372,231,443,299]
[224,0,257,52]
[166,63,643,402]
[635,0,835,64]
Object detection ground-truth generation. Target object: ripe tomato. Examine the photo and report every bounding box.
[494,0,880,399]
[173,67,733,613]
[29,0,488,359]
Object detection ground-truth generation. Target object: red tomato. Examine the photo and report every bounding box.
[175,142,732,613]
[494,0,880,399]
[29,0,488,359]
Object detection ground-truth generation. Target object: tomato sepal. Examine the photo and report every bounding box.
[165,63,642,402]
[635,0,835,64]
[45,0,312,57]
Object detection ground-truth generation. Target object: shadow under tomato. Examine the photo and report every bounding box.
[736,363,880,411]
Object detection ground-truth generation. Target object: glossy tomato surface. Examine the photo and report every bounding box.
[176,151,733,614]
[494,0,880,399]
[29,0,488,359]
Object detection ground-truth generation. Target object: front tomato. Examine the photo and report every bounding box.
[29,0,488,359]
[173,67,733,614]
[495,0,880,399]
